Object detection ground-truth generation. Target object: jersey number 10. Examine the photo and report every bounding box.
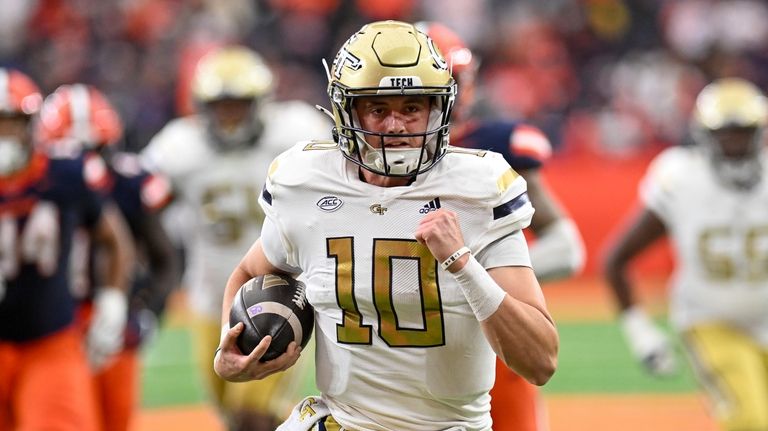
[327,237,445,348]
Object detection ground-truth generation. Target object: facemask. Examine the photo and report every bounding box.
[714,157,762,190]
[204,100,264,151]
[0,137,28,176]
[698,127,765,190]
[352,105,443,177]
[362,145,429,176]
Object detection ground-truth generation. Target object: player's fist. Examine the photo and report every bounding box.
[620,307,678,376]
[414,209,467,271]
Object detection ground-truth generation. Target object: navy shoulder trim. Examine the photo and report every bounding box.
[493,192,529,220]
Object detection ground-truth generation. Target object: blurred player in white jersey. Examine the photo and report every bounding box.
[605,78,768,431]
[419,21,585,431]
[141,45,331,430]
[214,20,559,431]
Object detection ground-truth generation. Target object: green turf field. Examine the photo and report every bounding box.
[140,320,699,408]
[141,327,209,407]
[542,321,697,394]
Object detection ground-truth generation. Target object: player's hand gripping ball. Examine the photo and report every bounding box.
[229,274,314,362]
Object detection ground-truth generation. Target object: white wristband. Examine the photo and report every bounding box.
[452,255,507,321]
[441,246,471,271]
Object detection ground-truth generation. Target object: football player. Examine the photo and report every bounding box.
[604,78,768,431]
[0,68,134,431]
[214,21,559,430]
[141,45,331,430]
[418,21,585,431]
[37,83,179,431]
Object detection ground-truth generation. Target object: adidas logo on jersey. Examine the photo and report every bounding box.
[419,197,441,214]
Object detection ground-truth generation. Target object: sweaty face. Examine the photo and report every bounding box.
[354,95,431,149]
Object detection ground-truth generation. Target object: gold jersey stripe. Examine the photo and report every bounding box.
[267,158,279,179]
[303,140,338,151]
[497,168,519,194]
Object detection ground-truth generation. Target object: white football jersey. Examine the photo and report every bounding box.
[641,146,768,345]
[260,142,534,431]
[141,101,331,317]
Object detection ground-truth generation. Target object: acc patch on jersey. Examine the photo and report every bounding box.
[316,196,343,212]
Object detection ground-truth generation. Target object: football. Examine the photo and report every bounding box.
[229,274,314,362]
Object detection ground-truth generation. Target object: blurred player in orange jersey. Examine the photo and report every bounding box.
[0,68,134,431]
[37,83,179,431]
[418,22,586,431]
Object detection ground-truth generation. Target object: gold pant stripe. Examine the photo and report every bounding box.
[682,328,736,412]
[682,323,768,431]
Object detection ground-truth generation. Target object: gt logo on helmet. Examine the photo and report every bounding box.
[332,47,363,79]
[426,38,448,70]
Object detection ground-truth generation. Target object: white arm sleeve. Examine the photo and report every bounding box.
[260,216,301,274]
[529,218,585,282]
[474,230,532,269]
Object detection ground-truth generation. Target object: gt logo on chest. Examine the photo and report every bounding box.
[370,203,388,215]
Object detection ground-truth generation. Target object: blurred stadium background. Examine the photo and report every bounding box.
[5,0,766,429]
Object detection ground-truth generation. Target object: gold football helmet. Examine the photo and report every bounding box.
[326,20,457,177]
[691,77,768,189]
[191,46,274,149]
